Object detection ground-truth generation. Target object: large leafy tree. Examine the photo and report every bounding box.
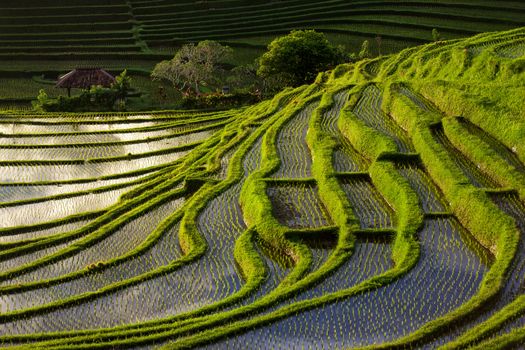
[151,40,232,95]
[257,30,346,87]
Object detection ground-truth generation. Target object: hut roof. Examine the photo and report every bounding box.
[56,68,116,89]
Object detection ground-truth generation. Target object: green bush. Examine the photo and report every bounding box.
[34,87,120,112]
[32,70,131,112]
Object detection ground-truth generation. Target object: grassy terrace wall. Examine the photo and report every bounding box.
[0,27,524,349]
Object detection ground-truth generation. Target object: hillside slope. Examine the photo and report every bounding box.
[2,0,525,109]
[0,27,524,349]
[1,0,525,58]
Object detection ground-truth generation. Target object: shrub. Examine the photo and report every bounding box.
[32,71,130,112]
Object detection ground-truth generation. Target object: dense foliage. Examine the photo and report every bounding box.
[33,71,132,112]
[1,0,524,110]
[151,40,233,95]
[257,30,346,86]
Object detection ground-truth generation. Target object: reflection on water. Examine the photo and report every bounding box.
[0,173,149,203]
[0,185,136,228]
[0,150,189,182]
[0,129,214,161]
[206,218,490,349]
[0,121,159,135]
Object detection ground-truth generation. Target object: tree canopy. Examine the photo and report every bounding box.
[257,30,346,87]
[151,40,232,95]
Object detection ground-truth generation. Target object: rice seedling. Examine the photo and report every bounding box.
[494,39,525,58]
[353,84,414,153]
[243,137,263,175]
[0,129,216,161]
[456,117,525,173]
[0,149,190,182]
[0,217,97,245]
[431,124,498,188]
[261,235,393,313]
[266,182,333,229]
[271,102,319,178]
[0,173,148,203]
[396,85,437,113]
[396,162,447,213]
[235,234,294,307]
[0,236,84,277]
[0,186,134,229]
[339,177,395,229]
[0,26,523,350]
[319,89,367,172]
[2,197,184,287]
[0,120,161,135]
[207,218,490,349]
[426,193,525,347]
[0,218,184,315]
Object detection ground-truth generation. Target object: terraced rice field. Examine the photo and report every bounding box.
[0,28,525,349]
[2,0,525,106]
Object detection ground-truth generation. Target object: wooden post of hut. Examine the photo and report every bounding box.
[56,68,116,96]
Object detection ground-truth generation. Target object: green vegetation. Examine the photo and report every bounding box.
[151,40,233,95]
[0,26,523,349]
[0,0,525,346]
[257,30,345,87]
[1,0,525,109]
[33,70,131,112]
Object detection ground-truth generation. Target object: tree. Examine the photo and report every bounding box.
[375,35,383,56]
[358,40,371,59]
[432,28,441,42]
[151,40,232,95]
[257,30,346,87]
[111,70,132,98]
[227,63,260,93]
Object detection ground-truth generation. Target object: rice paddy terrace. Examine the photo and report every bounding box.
[0,27,524,349]
[1,0,525,58]
[2,0,525,107]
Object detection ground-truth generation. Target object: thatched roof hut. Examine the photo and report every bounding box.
[56,68,116,96]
